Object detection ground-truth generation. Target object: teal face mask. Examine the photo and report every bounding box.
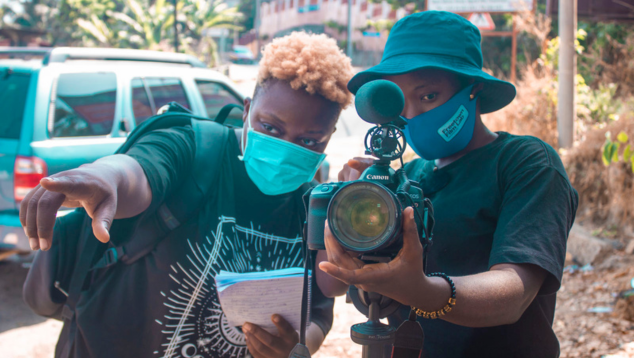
[240,109,326,196]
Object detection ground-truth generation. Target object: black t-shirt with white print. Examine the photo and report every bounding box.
[65,126,333,358]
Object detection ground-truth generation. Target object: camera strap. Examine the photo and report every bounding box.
[391,309,424,358]
[288,237,312,358]
[288,186,314,358]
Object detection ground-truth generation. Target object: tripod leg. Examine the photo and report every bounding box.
[362,344,387,358]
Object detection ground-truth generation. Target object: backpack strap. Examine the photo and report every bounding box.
[58,212,101,358]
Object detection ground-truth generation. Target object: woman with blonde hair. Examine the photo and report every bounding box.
[22,32,353,358]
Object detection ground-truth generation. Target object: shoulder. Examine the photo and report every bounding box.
[494,132,569,181]
[138,125,195,143]
[404,157,434,181]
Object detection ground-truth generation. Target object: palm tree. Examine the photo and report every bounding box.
[181,0,242,66]
[112,0,175,50]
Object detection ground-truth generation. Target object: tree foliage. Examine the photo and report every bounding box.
[2,0,240,66]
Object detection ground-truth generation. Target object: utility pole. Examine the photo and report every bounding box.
[557,0,577,148]
[173,0,179,52]
[346,0,353,58]
[255,0,261,59]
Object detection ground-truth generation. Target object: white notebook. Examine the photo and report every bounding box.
[215,268,311,333]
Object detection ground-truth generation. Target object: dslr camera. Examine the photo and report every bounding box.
[305,80,433,259]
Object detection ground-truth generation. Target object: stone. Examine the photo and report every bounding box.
[567,224,614,266]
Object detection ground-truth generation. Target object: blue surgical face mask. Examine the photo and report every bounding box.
[402,85,477,160]
[239,109,326,196]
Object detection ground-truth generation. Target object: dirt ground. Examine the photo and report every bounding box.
[2,252,634,358]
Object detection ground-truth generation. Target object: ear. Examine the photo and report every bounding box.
[242,98,252,124]
[470,83,485,100]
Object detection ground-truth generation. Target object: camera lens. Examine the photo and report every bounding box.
[328,182,401,253]
[350,197,388,237]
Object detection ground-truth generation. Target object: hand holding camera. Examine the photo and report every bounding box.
[320,206,429,306]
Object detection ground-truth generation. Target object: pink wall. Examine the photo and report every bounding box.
[258,0,406,52]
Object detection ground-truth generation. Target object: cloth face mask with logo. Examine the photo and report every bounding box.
[239,108,326,196]
[402,84,477,160]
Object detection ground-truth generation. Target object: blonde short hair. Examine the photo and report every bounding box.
[257,32,353,108]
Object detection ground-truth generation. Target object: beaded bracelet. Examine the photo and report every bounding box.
[411,272,456,319]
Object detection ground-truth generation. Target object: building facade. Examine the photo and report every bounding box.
[252,0,408,65]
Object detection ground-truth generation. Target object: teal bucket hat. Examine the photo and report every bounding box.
[348,11,516,114]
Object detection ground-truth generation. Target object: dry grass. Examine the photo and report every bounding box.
[480,11,634,237]
[563,117,634,237]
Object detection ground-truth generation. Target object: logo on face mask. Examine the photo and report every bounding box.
[437,105,469,142]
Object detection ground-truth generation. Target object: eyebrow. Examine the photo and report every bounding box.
[412,74,441,91]
[259,111,327,135]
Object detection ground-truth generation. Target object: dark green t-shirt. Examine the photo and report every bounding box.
[61,126,333,358]
[389,132,578,358]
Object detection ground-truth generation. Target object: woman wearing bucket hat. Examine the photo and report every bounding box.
[317,11,579,358]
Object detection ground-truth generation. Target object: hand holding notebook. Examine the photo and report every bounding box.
[215,268,311,334]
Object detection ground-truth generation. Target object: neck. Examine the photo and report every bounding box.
[435,114,497,169]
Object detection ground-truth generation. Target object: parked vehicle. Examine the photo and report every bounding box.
[0,47,247,258]
[228,46,255,64]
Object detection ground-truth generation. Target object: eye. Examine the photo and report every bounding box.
[301,138,317,147]
[420,93,437,101]
[261,123,280,135]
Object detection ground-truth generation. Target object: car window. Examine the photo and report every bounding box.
[0,71,30,139]
[131,78,154,125]
[51,72,117,138]
[195,80,242,126]
[146,77,190,112]
[131,77,190,125]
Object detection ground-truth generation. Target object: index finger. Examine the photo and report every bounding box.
[243,322,276,349]
[272,314,296,339]
[348,157,374,172]
[40,176,95,201]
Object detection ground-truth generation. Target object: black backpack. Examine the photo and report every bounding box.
[23,102,243,358]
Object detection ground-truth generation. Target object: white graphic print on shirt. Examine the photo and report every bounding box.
[155,216,304,358]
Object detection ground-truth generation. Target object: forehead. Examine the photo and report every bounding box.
[254,80,340,128]
[385,68,460,88]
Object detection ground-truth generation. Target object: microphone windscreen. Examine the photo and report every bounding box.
[354,80,405,124]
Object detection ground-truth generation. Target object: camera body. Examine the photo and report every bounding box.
[304,79,433,259]
[306,161,428,258]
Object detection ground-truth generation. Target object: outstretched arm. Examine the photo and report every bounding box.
[20,154,152,250]
[319,207,547,328]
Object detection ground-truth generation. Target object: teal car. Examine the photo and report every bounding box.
[0,47,247,257]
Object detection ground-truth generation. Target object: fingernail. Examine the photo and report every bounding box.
[273,315,280,323]
[39,239,49,251]
[243,323,250,332]
[29,238,39,250]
